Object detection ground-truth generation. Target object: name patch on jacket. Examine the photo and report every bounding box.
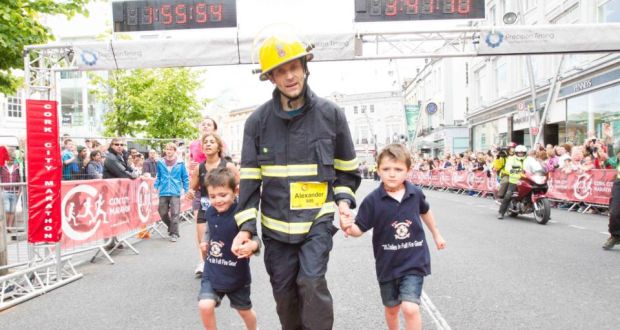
[290,182,327,209]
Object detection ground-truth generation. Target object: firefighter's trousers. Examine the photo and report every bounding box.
[263,221,338,330]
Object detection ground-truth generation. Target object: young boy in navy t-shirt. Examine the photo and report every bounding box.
[341,143,446,330]
[197,167,259,330]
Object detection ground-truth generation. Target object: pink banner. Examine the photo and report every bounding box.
[59,178,192,247]
[26,100,62,243]
[409,169,616,206]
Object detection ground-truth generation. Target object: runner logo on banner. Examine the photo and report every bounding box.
[26,100,62,242]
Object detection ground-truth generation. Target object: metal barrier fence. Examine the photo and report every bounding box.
[407,168,616,214]
[1,134,196,311]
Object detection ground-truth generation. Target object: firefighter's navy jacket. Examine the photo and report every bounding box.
[235,86,361,244]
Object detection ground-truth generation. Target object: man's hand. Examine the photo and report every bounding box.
[338,201,353,237]
[231,230,252,257]
[433,233,446,250]
[185,189,195,201]
[236,239,259,259]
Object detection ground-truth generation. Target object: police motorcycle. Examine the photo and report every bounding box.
[506,168,551,225]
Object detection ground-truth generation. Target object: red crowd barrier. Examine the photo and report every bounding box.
[407,169,617,206]
[59,178,192,248]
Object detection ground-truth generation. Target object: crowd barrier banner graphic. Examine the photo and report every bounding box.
[408,169,616,206]
[59,178,192,247]
[26,99,63,243]
[547,170,616,204]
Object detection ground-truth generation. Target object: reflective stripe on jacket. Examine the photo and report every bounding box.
[235,86,361,243]
[506,156,525,184]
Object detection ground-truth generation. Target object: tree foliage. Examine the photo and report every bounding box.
[0,0,90,95]
[91,68,204,140]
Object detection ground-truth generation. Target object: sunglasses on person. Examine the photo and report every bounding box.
[113,143,125,146]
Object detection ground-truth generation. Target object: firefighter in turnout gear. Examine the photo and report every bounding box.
[498,145,527,219]
[231,35,361,330]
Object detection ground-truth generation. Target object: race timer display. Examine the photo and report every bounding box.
[112,0,237,32]
[354,0,485,22]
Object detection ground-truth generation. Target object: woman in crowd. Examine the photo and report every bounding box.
[188,117,220,274]
[186,132,239,276]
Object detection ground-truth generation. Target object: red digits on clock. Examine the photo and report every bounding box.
[196,3,208,23]
[143,6,153,24]
[210,4,222,21]
[385,0,398,16]
[175,4,187,24]
[406,0,419,14]
[457,0,471,14]
[161,4,172,24]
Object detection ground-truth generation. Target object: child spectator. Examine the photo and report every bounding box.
[197,167,259,330]
[85,150,103,179]
[154,142,189,242]
[340,143,446,330]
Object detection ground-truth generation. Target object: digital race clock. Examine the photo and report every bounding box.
[354,0,485,22]
[112,0,237,32]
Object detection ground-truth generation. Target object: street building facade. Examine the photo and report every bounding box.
[466,0,620,151]
[403,57,469,158]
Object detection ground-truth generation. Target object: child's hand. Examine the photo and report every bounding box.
[200,242,209,259]
[433,233,446,250]
[236,240,258,259]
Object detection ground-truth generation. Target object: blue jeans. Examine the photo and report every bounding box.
[379,274,424,307]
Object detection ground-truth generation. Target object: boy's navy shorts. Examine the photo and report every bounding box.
[379,274,424,307]
[197,276,252,310]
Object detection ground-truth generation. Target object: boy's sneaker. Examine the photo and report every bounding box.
[195,262,204,276]
[497,213,504,219]
[169,235,178,243]
[602,236,620,250]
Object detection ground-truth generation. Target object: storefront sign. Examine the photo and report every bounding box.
[26,100,63,243]
[558,66,620,98]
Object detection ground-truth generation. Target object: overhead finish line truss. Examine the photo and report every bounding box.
[25,23,620,95]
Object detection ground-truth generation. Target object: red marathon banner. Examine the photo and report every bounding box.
[26,100,62,243]
[61,178,159,247]
[407,169,616,206]
[60,178,192,247]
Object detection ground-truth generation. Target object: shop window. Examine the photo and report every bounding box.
[566,83,620,146]
[370,104,374,113]
[354,106,358,114]
[598,0,620,22]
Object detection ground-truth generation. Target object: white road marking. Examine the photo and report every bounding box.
[421,291,451,330]
[569,225,586,230]
[548,220,558,223]
[600,232,610,236]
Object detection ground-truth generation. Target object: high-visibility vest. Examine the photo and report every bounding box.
[507,157,525,184]
[617,163,620,180]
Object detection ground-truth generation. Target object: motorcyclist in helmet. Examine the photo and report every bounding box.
[494,142,517,203]
[498,145,527,219]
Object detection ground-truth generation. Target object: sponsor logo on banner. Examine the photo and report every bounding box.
[62,184,106,241]
[485,31,504,48]
[26,100,62,242]
[573,174,593,201]
[137,180,152,223]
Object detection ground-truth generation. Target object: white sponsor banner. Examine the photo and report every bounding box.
[74,32,356,71]
[75,34,239,71]
[478,23,620,55]
[237,32,356,64]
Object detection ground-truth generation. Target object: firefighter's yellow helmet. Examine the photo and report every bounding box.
[258,36,313,81]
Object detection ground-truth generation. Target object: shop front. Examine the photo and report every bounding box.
[559,66,620,154]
